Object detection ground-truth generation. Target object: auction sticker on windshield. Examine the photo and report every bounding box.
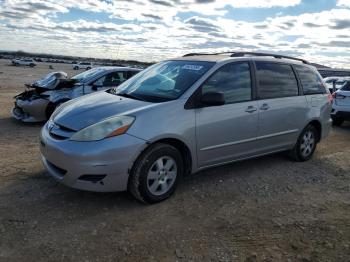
[182,65,204,71]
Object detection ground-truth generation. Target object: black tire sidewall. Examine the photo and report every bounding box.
[331,117,344,126]
[131,144,183,203]
[45,100,68,119]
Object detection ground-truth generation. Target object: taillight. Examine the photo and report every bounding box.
[328,94,333,103]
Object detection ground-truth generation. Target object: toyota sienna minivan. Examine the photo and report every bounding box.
[40,52,332,203]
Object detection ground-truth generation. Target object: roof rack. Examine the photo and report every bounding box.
[183,53,214,57]
[183,51,309,64]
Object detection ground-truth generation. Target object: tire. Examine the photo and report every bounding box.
[332,117,344,126]
[289,125,318,162]
[86,67,91,70]
[73,66,79,70]
[45,100,68,119]
[128,143,183,204]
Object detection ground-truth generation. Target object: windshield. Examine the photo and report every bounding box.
[71,68,105,83]
[110,60,214,102]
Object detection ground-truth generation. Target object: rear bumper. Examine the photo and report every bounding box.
[331,104,350,120]
[331,110,350,120]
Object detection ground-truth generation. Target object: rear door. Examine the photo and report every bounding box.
[254,61,308,152]
[195,62,259,167]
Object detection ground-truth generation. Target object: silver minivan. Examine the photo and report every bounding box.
[40,52,332,203]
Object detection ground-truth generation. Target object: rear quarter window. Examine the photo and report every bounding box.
[295,65,326,95]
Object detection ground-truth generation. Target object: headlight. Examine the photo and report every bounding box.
[69,116,135,142]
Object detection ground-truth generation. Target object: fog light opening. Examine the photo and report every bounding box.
[78,175,106,183]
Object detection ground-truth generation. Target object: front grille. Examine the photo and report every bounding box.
[49,132,67,140]
[49,122,75,140]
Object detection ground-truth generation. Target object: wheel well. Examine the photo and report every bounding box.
[149,138,192,175]
[308,120,322,142]
[45,99,69,118]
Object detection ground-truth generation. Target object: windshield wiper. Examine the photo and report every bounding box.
[117,92,146,101]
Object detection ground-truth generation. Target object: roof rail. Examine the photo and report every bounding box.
[183,51,309,64]
[228,52,309,64]
[183,53,214,57]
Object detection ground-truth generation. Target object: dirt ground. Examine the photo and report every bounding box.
[0,58,349,262]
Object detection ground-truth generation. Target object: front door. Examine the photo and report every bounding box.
[195,62,259,167]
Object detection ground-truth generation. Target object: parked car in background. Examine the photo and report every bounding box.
[331,79,350,126]
[40,52,331,204]
[324,77,350,93]
[12,67,141,122]
[73,62,92,70]
[12,58,36,67]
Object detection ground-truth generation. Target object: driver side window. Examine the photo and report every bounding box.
[93,72,126,87]
[202,62,252,104]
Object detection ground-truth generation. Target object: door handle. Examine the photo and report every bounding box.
[260,103,270,110]
[245,106,257,113]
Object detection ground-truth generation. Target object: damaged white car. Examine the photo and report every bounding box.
[12,67,142,122]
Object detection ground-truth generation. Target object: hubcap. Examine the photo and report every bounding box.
[147,156,177,196]
[300,131,315,157]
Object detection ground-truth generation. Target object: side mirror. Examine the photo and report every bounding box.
[201,92,225,106]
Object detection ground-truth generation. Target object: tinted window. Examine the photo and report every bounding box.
[201,62,251,104]
[256,62,298,99]
[94,72,127,87]
[127,71,139,78]
[341,81,350,91]
[295,65,326,95]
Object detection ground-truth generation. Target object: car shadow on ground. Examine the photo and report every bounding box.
[2,152,295,209]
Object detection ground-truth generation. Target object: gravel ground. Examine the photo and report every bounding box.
[0,59,350,262]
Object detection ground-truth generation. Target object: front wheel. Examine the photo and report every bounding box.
[290,125,318,162]
[128,143,183,204]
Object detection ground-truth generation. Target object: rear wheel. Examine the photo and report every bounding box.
[290,125,318,162]
[128,143,183,204]
[331,117,344,126]
[73,66,79,70]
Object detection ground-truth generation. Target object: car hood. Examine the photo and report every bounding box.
[53,91,153,131]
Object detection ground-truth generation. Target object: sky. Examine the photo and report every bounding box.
[0,0,350,68]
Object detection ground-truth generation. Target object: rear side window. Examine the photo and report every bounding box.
[201,62,252,104]
[295,65,326,95]
[127,71,139,78]
[256,62,299,99]
[341,81,350,91]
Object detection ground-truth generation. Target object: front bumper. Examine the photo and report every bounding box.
[40,125,147,192]
[12,98,49,122]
